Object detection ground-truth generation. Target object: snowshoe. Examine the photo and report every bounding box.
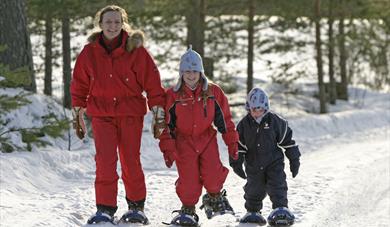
[267,207,295,226]
[199,189,235,219]
[162,206,199,226]
[87,211,115,225]
[119,209,149,224]
[239,211,267,226]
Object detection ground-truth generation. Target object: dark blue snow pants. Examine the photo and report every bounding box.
[244,160,288,212]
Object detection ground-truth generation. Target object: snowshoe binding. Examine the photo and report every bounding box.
[240,211,267,226]
[119,209,149,224]
[200,189,235,219]
[163,206,199,226]
[87,211,115,225]
[119,199,149,224]
[267,207,295,226]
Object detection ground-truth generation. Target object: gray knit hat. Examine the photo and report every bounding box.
[174,45,208,92]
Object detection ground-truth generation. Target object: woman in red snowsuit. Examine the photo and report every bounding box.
[70,5,165,224]
[159,47,239,226]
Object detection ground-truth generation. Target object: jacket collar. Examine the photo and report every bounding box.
[100,32,122,53]
[94,30,128,57]
[180,82,204,98]
[247,112,270,125]
[87,29,144,53]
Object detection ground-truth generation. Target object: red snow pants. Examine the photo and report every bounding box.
[175,130,229,206]
[91,116,146,207]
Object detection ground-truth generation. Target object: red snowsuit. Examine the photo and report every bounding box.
[70,30,165,208]
[159,82,238,206]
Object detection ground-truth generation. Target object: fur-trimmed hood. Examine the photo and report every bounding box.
[87,29,145,52]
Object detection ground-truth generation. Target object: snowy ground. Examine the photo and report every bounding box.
[0,86,389,227]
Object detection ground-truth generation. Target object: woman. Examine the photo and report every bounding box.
[70,5,166,225]
[158,46,239,226]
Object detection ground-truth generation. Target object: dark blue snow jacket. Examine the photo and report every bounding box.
[235,112,300,175]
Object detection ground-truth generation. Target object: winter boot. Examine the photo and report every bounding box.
[167,205,199,227]
[119,199,149,224]
[87,205,117,224]
[240,210,267,226]
[267,207,295,226]
[200,189,234,219]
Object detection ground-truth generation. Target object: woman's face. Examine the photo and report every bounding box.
[183,71,201,89]
[100,11,122,40]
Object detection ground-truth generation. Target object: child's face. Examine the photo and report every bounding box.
[183,71,200,89]
[250,107,266,119]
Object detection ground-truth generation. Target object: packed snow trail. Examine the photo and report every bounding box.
[287,126,390,227]
[1,125,388,227]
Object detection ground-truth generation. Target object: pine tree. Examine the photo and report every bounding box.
[0,0,36,92]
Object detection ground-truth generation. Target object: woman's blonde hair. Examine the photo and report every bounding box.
[93,5,132,33]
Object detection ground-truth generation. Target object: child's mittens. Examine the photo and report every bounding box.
[233,164,247,179]
[289,158,300,178]
[285,148,301,178]
[159,138,176,168]
[228,143,238,160]
[229,153,246,179]
[163,150,177,168]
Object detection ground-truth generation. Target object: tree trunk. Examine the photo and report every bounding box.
[44,13,53,96]
[62,14,71,109]
[246,0,255,94]
[0,0,36,92]
[185,0,205,57]
[327,0,336,104]
[315,0,327,113]
[185,0,213,79]
[338,16,348,100]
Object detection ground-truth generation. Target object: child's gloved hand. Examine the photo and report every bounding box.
[229,153,247,179]
[289,158,300,178]
[163,150,177,168]
[159,138,176,168]
[228,143,238,160]
[233,164,246,179]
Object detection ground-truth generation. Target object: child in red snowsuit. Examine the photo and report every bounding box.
[158,46,239,226]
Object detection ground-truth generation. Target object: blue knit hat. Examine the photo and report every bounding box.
[246,87,270,111]
[174,45,208,92]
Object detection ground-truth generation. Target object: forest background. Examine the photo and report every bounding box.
[0,0,389,151]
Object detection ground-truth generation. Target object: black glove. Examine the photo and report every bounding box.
[229,153,247,179]
[289,158,300,178]
[233,164,247,179]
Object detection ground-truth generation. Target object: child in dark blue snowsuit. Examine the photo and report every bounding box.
[230,87,301,226]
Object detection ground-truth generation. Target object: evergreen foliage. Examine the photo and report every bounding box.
[0,94,31,114]
[21,0,390,120]
[0,106,70,152]
[0,66,70,152]
[0,46,32,88]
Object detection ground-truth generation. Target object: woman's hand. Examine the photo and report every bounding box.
[72,107,86,139]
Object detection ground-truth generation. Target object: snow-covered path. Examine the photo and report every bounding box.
[1,87,389,227]
[289,126,390,227]
[1,123,389,227]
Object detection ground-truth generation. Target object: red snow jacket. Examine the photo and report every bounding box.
[159,82,238,155]
[70,30,165,116]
